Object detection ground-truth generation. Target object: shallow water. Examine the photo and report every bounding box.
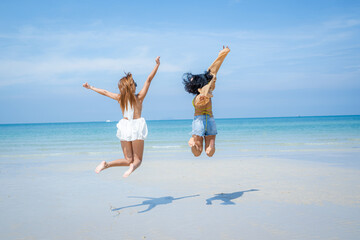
[0,115,359,161]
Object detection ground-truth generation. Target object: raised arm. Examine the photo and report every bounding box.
[208,46,230,76]
[137,56,160,102]
[198,46,230,95]
[194,46,230,106]
[82,83,119,101]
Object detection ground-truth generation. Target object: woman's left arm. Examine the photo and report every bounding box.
[83,83,119,101]
[137,56,160,102]
[208,46,230,76]
[197,46,231,98]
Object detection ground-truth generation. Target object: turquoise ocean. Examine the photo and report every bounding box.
[1,115,360,166]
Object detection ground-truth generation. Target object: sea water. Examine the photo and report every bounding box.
[0,115,359,163]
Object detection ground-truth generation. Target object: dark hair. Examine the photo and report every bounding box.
[182,70,213,95]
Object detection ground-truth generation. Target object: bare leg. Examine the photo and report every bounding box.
[94,141,133,173]
[123,140,144,178]
[190,135,203,157]
[205,135,216,157]
[131,140,144,171]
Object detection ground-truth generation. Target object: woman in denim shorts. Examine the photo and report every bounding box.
[183,46,230,157]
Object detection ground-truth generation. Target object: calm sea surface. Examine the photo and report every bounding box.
[1,115,359,161]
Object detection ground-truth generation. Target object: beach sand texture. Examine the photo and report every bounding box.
[1,116,360,239]
[1,153,360,239]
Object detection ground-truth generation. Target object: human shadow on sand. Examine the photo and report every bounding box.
[206,189,259,205]
[111,194,200,213]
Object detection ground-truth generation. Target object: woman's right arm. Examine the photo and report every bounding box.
[194,94,211,107]
[82,83,119,101]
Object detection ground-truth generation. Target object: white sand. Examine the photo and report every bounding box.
[1,151,360,239]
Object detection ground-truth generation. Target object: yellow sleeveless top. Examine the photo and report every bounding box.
[192,96,213,117]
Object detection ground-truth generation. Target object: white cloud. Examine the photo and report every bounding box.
[0,18,359,91]
[323,18,360,29]
[0,57,182,86]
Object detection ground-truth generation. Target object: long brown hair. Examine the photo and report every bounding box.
[118,72,137,112]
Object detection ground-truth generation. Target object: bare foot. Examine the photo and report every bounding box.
[206,143,215,157]
[95,161,107,174]
[123,163,134,178]
[206,147,213,155]
[188,137,195,147]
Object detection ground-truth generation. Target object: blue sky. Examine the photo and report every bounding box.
[0,0,359,123]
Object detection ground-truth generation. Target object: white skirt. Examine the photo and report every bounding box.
[116,118,148,141]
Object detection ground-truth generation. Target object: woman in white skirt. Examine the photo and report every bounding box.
[83,56,160,177]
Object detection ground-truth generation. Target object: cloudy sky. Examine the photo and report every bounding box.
[0,0,359,123]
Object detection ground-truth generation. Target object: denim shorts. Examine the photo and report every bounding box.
[191,115,217,137]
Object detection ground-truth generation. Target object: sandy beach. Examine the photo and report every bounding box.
[1,148,360,240]
[1,0,360,238]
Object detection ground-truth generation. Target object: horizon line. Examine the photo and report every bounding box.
[1,114,359,125]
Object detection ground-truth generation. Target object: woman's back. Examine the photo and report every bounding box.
[121,96,143,120]
[194,97,213,117]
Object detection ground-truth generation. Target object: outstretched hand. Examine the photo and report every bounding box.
[83,82,91,89]
[220,45,230,52]
[155,56,160,65]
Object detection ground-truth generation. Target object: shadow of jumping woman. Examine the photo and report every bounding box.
[112,194,200,213]
[206,189,259,205]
